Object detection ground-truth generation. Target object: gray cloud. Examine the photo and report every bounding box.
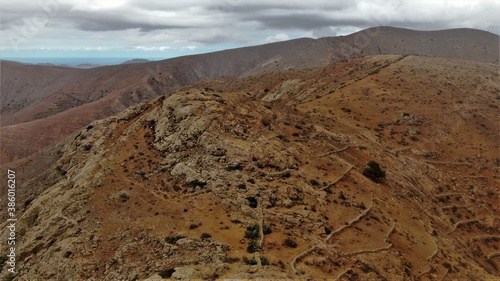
[0,0,498,53]
[249,13,368,30]
[65,10,193,32]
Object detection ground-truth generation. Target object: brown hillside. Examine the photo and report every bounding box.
[1,54,498,280]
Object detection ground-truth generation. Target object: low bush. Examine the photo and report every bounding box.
[361,263,375,273]
[200,233,212,239]
[247,239,259,253]
[310,179,321,187]
[362,161,386,183]
[283,238,297,248]
[223,256,240,263]
[263,224,272,235]
[245,224,260,239]
[243,256,258,265]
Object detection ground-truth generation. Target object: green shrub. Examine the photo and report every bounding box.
[245,224,260,239]
[243,256,258,265]
[260,256,270,266]
[361,263,375,273]
[362,161,386,183]
[263,224,272,235]
[247,239,259,253]
[339,192,346,200]
[283,238,297,248]
[310,179,320,187]
[223,256,240,264]
[200,233,212,239]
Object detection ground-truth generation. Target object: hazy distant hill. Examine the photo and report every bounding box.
[122,58,151,64]
[1,26,498,162]
[75,63,102,69]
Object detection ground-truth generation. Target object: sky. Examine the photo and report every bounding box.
[0,0,499,65]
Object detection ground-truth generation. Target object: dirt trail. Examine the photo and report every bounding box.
[341,223,396,257]
[320,145,355,157]
[290,192,374,275]
[448,219,480,234]
[322,165,355,191]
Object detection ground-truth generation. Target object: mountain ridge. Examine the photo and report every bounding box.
[1,26,499,163]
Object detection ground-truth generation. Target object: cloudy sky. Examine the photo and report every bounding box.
[0,0,499,65]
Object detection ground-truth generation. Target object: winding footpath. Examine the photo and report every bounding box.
[290,192,374,275]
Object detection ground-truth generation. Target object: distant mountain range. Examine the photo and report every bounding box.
[1,26,498,163]
[33,58,152,68]
[121,58,152,64]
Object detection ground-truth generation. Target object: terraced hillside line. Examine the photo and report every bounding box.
[290,192,374,275]
[416,232,442,280]
[468,235,500,242]
[442,268,450,280]
[426,241,439,261]
[333,268,352,281]
[341,223,396,258]
[259,168,295,178]
[417,266,434,279]
[391,146,412,154]
[447,219,480,234]
[320,145,354,157]
[289,245,316,275]
[322,165,355,191]
[488,252,500,260]
[326,193,374,242]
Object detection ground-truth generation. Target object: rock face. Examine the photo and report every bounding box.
[0,55,499,280]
